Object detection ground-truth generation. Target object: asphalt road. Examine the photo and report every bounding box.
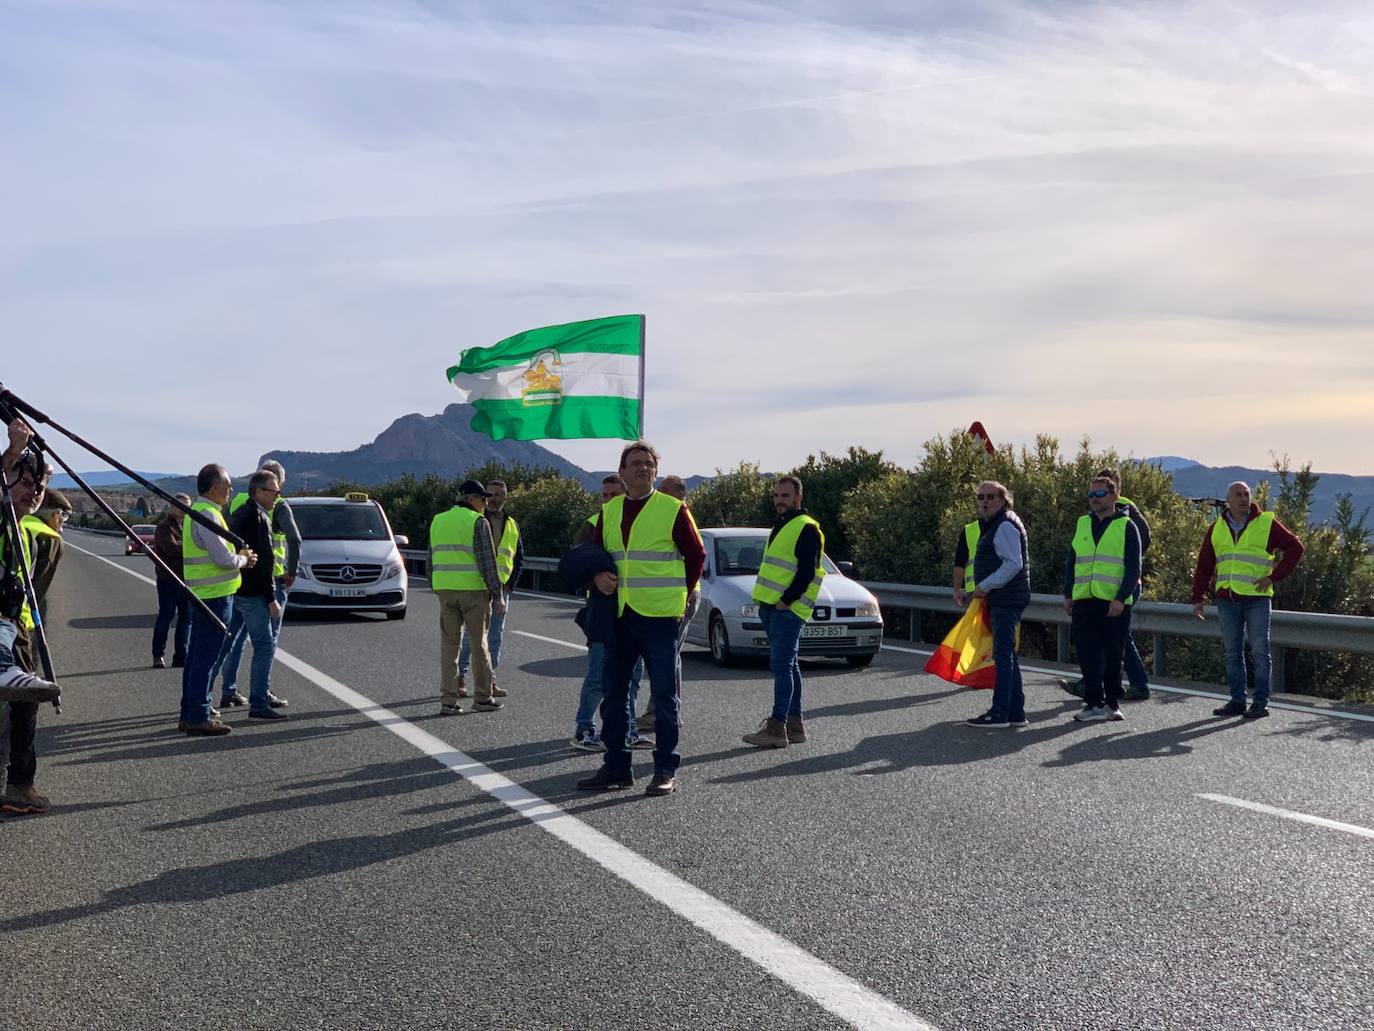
[5,531,1373,1031]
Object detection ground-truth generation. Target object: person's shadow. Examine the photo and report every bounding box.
[1041,717,1238,768]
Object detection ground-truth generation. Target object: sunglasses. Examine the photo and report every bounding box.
[975,493,1000,501]
[1087,489,1112,499]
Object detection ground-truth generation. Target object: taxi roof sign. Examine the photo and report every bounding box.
[344,491,370,502]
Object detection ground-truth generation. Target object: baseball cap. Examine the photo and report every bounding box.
[459,479,493,498]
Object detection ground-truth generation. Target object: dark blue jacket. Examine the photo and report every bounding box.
[558,543,618,644]
[973,508,1030,609]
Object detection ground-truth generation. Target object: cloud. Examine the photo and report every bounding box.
[3,0,1374,478]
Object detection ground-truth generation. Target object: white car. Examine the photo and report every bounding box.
[683,527,884,667]
[285,493,409,620]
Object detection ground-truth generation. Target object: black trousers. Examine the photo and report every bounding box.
[1072,598,1128,710]
[7,626,38,787]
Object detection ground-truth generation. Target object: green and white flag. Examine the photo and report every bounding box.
[447,315,644,441]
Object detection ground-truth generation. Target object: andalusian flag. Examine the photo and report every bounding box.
[447,315,645,441]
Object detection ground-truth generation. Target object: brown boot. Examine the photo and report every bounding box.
[490,681,508,698]
[785,717,807,743]
[456,674,469,698]
[742,717,788,749]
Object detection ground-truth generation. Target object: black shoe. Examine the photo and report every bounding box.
[152,656,166,669]
[171,655,185,668]
[221,691,249,708]
[248,708,288,720]
[1242,704,1270,720]
[966,712,1009,728]
[645,773,677,796]
[577,767,634,791]
[1212,701,1247,717]
[266,693,289,708]
[1123,686,1151,701]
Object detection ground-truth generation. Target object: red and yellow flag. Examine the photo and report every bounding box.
[923,597,999,689]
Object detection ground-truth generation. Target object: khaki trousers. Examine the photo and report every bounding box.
[438,589,493,705]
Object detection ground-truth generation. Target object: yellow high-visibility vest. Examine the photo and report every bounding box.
[751,515,826,620]
[602,492,686,617]
[182,501,241,599]
[961,521,979,593]
[1070,514,1133,604]
[494,515,520,585]
[430,505,484,591]
[1212,512,1277,597]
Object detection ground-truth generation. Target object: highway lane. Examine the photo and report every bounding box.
[6,531,1373,1031]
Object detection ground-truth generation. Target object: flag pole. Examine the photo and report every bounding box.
[636,314,646,440]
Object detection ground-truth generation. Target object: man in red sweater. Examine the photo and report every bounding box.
[1191,482,1304,720]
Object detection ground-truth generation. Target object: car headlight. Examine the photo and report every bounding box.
[381,559,404,580]
[738,603,758,618]
[296,564,312,580]
[855,601,880,617]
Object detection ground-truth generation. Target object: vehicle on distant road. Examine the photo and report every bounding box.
[284,493,409,620]
[683,527,884,667]
[126,524,156,555]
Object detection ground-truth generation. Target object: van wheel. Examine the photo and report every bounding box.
[709,614,733,667]
[386,608,406,621]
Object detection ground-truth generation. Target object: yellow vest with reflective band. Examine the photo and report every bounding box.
[21,515,59,541]
[961,521,980,593]
[182,501,241,599]
[3,522,37,630]
[1211,511,1276,597]
[231,492,287,578]
[430,505,484,591]
[1070,514,1133,604]
[493,514,520,585]
[752,514,826,621]
[602,491,687,618]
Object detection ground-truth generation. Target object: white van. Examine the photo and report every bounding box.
[284,493,409,620]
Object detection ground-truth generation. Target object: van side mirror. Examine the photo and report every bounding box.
[393,534,410,548]
[835,561,855,578]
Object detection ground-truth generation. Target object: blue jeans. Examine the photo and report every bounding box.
[575,642,642,733]
[212,585,287,695]
[1120,604,1149,691]
[1217,596,1272,706]
[460,594,507,677]
[152,576,189,661]
[759,606,804,722]
[600,611,679,776]
[224,595,280,711]
[181,595,233,724]
[987,604,1025,721]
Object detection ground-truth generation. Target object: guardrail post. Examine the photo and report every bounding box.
[1057,624,1071,663]
[1152,634,1167,677]
[1271,646,1286,695]
[908,607,921,643]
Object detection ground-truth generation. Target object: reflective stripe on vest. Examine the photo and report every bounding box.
[602,491,687,617]
[495,515,520,585]
[182,501,241,599]
[3,523,37,630]
[1212,511,1277,597]
[1070,514,1133,604]
[430,506,484,590]
[21,515,59,541]
[751,514,827,621]
[962,521,979,593]
[230,492,287,578]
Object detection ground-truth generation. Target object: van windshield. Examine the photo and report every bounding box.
[294,503,390,541]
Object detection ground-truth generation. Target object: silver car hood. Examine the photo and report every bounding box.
[710,573,876,606]
[299,539,399,564]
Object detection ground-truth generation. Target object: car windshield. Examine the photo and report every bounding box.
[713,535,839,575]
[294,503,390,541]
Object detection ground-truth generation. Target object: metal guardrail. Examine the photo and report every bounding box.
[400,550,560,591]
[862,582,1374,693]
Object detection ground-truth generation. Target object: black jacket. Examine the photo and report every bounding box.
[559,543,619,644]
[229,500,276,601]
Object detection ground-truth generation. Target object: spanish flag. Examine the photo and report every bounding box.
[923,597,998,689]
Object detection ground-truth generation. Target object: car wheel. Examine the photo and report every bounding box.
[709,614,733,667]
[845,654,875,668]
[385,608,406,621]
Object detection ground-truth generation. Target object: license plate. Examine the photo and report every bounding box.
[802,624,847,639]
[328,588,367,598]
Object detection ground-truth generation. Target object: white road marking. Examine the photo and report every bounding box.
[1197,794,1374,841]
[881,644,1374,725]
[65,537,937,1031]
[513,629,588,652]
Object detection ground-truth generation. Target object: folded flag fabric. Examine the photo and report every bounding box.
[447,315,644,441]
[923,597,999,689]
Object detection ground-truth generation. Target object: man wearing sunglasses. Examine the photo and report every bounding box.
[1061,476,1142,722]
[965,481,1032,728]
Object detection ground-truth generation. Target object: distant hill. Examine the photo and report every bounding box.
[1163,464,1374,524]
[259,403,592,491]
[1142,455,1201,473]
[50,470,178,490]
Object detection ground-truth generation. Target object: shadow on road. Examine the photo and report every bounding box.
[1040,718,1240,767]
[66,614,156,630]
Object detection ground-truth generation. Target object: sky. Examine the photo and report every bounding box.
[3,0,1373,480]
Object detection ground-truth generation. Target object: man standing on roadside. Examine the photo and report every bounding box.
[222,469,289,721]
[634,473,696,735]
[151,494,192,669]
[965,481,1032,728]
[1192,481,1304,720]
[950,509,980,609]
[577,442,704,796]
[431,480,506,715]
[180,464,257,737]
[22,486,69,625]
[1062,475,1142,723]
[457,479,523,699]
[742,476,824,749]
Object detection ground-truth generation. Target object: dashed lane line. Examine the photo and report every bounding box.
[65,538,938,1031]
[1197,794,1374,841]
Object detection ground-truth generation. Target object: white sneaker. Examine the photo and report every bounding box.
[1107,707,1125,721]
[1073,705,1110,722]
[0,666,60,703]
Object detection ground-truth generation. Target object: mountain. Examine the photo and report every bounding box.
[1142,456,1201,473]
[49,470,178,490]
[1164,465,1374,524]
[259,403,592,491]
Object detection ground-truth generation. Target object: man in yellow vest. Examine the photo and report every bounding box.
[22,487,69,626]
[743,475,825,748]
[457,479,523,699]
[431,480,506,715]
[576,441,704,796]
[951,516,980,608]
[180,464,257,736]
[1061,475,1142,722]
[1191,481,1304,720]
